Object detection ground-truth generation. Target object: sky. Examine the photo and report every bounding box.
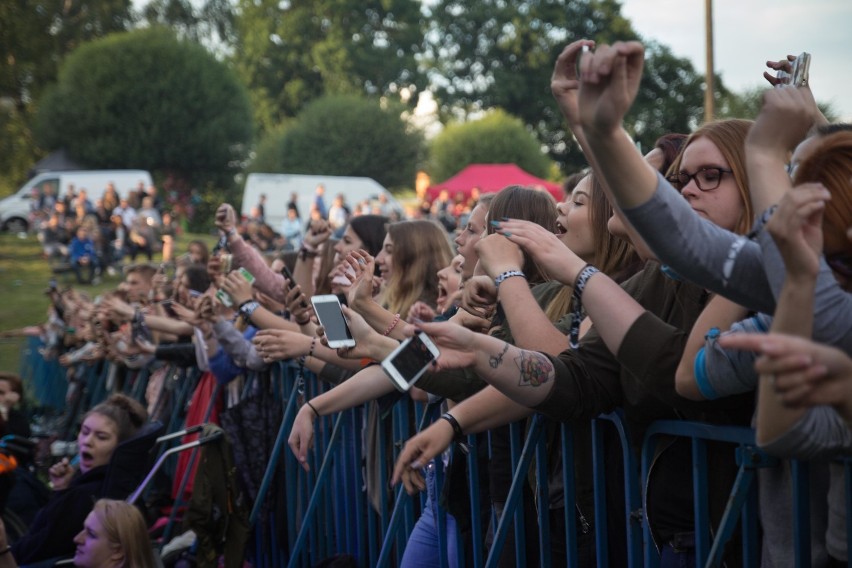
[618,0,852,121]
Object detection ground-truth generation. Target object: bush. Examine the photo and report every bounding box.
[429,110,553,182]
[249,95,423,190]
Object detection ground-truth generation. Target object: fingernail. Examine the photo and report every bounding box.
[411,460,422,469]
[490,220,501,227]
[502,231,512,238]
[501,217,509,221]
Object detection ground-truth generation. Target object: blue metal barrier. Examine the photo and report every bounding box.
[24,346,852,568]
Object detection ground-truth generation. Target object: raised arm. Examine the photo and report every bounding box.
[755,183,830,444]
[490,222,644,356]
[473,233,571,355]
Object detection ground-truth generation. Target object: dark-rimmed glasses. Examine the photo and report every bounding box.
[667,167,733,191]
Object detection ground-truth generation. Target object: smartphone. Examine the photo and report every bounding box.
[215,268,256,307]
[381,332,440,392]
[281,263,295,283]
[775,52,811,87]
[310,294,355,348]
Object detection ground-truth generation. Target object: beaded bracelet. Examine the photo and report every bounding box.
[568,264,600,349]
[383,313,401,336]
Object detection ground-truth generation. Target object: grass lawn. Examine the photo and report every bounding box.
[0,231,217,372]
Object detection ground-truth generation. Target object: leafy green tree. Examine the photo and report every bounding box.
[249,95,422,190]
[0,0,134,195]
[35,27,252,190]
[232,0,426,134]
[422,0,710,172]
[428,110,553,182]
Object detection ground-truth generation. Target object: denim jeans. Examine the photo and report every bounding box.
[401,462,460,568]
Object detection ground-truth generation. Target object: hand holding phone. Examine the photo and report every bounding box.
[381,332,440,392]
[310,295,355,348]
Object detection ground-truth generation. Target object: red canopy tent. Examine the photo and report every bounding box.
[425,163,563,203]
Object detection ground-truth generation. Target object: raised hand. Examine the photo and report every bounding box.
[221,270,254,307]
[763,55,796,87]
[747,85,818,157]
[474,233,524,279]
[343,250,379,308]
[493,218,584,285]
[766,183,830,279]
[551,39,596,127]
[214,203,238,233]
[577,41,645,136]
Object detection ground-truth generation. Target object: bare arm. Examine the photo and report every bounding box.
[675,296,750,400]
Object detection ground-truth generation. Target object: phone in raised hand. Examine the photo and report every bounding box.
[310,294,355,348]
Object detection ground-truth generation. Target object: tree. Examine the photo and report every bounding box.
[35,27,252,184]
[232,0,427,134]
[0,0,134,195]
[33,27,252,229]
[422,0,709,172]
[428,110,553,182]
[249,95,422,190]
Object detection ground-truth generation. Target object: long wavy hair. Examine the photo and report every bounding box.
[381,219,454,316]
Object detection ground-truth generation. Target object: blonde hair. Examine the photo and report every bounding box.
[91,499,157,568]
[381,220,453,316]
[669,119,754,235]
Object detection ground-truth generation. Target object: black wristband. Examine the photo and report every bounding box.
[440,412,464,441]
[237,298,254,310]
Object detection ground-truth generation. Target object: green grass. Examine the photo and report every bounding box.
[0,231,217,372]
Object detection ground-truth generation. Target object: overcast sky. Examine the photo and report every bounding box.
[619,0,852,120]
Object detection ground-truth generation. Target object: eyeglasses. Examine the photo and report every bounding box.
[827,253,852,280]
[667,167,733,191]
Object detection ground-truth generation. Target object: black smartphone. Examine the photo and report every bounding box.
[381,332,440,392]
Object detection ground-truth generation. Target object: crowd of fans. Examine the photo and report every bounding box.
[32,180,178,284]
[2,39,852,567]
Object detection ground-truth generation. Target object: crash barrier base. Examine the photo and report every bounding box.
[18,342,852,567]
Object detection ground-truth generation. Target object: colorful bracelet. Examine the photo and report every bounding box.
[383,313,401,336]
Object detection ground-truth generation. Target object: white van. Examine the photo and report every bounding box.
[0,170,153,232]
[241,173,404,230]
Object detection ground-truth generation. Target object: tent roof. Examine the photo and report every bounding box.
[28,149,84,177]
[426,163,562,202]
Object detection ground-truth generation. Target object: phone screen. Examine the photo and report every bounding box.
[388,333,436,385]
[313,299,354,343]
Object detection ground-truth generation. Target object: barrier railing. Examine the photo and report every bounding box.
[19,347,852,568]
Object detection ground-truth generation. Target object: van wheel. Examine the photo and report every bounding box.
[4,217,28,233]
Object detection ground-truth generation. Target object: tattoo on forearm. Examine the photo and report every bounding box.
[515,351,553,387]
[489,342,510,368]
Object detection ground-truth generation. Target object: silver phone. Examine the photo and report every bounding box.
[311,294,355,348]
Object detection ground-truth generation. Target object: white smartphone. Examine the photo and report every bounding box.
[311,294,356,348]
[381,332,440,392]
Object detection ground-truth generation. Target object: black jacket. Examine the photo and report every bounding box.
[11,465,107,564]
